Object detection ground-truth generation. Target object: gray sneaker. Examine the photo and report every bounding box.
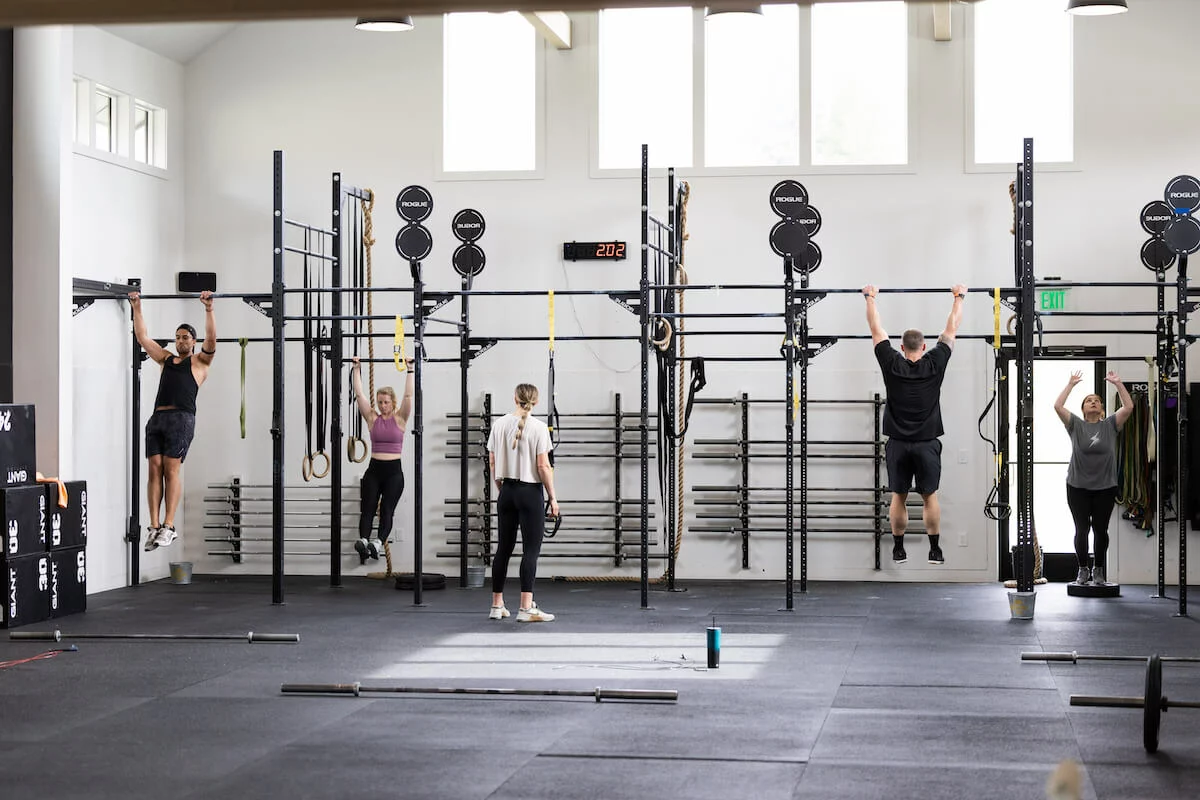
[144,527,161,552]
[1091,567,1107,586]
[1075,567,1091,585]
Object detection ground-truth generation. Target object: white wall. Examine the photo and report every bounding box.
[68,27,186,590]
[16,1,1198,593]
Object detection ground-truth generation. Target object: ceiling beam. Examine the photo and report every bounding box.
[521,11,571,50]
[2,1,982,27]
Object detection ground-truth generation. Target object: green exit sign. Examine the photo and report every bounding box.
[1039,289,1069,311]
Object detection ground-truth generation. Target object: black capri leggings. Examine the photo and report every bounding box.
[360,458,405,542]
[1065,483,1117,571]
[492,480,545,594]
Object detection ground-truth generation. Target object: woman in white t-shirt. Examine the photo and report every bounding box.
[486,383,560,622]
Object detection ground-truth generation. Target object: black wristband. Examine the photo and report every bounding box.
[201,347,216,355]
[955,292,966,299]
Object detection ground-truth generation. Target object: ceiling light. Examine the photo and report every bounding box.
[355,16,414,32]
[704,6,765,20]
[1066,0,1128,16]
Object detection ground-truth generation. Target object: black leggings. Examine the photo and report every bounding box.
[1066,484,1117,571]
[492,481,545,594]
[360,458,404,542]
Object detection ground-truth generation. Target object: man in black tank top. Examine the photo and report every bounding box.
[130,291,218,552]
[863,284,965,568]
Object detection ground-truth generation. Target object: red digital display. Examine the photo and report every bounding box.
[563,241,627,261]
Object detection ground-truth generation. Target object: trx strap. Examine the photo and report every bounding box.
[394,315,407,372]
[546,291,560,466]
[302,234,316,481]
[544,497,562,540]
[312,236,331,479]
[239,338,248,439]
[978,320,1011,521]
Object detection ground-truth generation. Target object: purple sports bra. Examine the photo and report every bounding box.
[370,415,405,455]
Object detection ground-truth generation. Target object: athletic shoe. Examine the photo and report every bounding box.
[368,540,382,561]
[154,525,178,547]
[488,605,510,620]
[928,546,945,565]
[354,538,369,565]
[1091,567,1107,586]
[892,541,907,564]
[516,603,555,623]
[1075,567,1091,585]
[144,527,161,552]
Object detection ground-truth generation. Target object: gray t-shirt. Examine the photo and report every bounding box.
[1065,414,1119,490]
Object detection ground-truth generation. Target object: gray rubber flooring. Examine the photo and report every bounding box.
[2,575,1199,800]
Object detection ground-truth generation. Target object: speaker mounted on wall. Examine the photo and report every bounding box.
[177,272,217,293]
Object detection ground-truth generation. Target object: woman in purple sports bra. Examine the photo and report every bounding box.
[350,357,414,564]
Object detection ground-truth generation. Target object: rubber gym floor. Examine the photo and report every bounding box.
[2,575,1198,800]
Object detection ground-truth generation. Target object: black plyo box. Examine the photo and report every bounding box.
[2,485,47,559]
[0,404,36,487]
[2,552,51,628]
[48,481,87,551]
[50,547,86,618]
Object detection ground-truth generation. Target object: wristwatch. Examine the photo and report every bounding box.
[955,292,967,299]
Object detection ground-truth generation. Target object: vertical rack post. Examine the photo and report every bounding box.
[271,150,286,605]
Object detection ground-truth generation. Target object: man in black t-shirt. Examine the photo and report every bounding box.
[863,284,966,566]
[130,291,217,552]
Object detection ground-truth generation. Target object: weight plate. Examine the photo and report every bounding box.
[1165,175,1200,214]
[1164,216,1200,256]
[769,219,809,259]
[795,204,822,238]
[1144,654,1162,753]
[1140,238,1177,272]
[1140,201,1175,236]
[452,243,486,277]
[769,180,809,218]
[792,241,822,275]
[396,185,433,223]
[452,208,486,243]
[395,223,433,262]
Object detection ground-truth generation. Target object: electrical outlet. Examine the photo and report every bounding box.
[958,533,968,547]
[958,449,969,464]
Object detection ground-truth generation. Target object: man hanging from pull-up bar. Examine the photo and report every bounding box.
[862,284,966,566]
[129,290,217,552]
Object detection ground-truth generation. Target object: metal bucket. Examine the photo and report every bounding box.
[169,562,193,585]
[1008,590,1036,620]
[465,565,486,589]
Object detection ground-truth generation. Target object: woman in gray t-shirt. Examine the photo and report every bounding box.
[1053,370,1134,586]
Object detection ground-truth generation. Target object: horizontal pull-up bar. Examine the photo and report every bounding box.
[283,219,335,236]
[694,397,877,405]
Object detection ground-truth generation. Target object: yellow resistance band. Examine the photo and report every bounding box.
[548,290,555,351]
[239,338,249,438]
[394,315,407,372]
[992,287,1001,349]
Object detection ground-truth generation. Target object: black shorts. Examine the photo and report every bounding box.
[146,410,197,461]
[885,438,942,495]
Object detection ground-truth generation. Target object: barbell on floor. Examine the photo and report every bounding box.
[1022,651,1200,664]
[280,683,678,703]
[11,630,300,644]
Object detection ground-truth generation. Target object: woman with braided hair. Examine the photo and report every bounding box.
[486,383,560,622]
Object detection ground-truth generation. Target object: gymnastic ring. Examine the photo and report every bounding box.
[1005,314,1016,336]
[301,455,314,482]
[651,317,673,351]
[347,437,369,464]
[311,451,332,479]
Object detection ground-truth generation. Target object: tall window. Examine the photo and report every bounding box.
[973,0,1073,164]
[95,87,116,153]
[597,7,693,169]
[704,6,800,168]
[811,1,908,166]
[443,12,538,172]
[134,103,152,165]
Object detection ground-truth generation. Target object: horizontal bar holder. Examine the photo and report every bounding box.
[687,392,888,570]
[444,392,649,567]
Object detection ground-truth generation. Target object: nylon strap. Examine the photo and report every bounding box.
[394,315,407,372]
[992,287,1001,349]
[239,338,248,439]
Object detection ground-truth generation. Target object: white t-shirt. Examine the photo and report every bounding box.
[487,412,552,484]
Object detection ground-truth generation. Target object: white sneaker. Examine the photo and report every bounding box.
[488,605,510,620]
[516,603,554,623]
[154,525,178,547]
[144,527,161,552]
[1091,567,1108,586]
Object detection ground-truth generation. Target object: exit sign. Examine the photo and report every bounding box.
[1039,289,1069,311]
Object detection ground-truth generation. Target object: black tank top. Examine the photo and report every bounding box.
[154,356,199,414]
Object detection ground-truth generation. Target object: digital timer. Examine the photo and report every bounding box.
[563,241,627,261]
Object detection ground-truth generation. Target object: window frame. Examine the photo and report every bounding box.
[436,12,547,182]
[964,2,1079,174]
[70,75,170,179]
[591,3,918,179]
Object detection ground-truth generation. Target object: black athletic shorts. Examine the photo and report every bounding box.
[146,409,197,461]
[885,438,942,495]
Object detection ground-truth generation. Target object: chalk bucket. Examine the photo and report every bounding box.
[169,562,193,586]
[465,565,485,589]
[1008,590,1036,620]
